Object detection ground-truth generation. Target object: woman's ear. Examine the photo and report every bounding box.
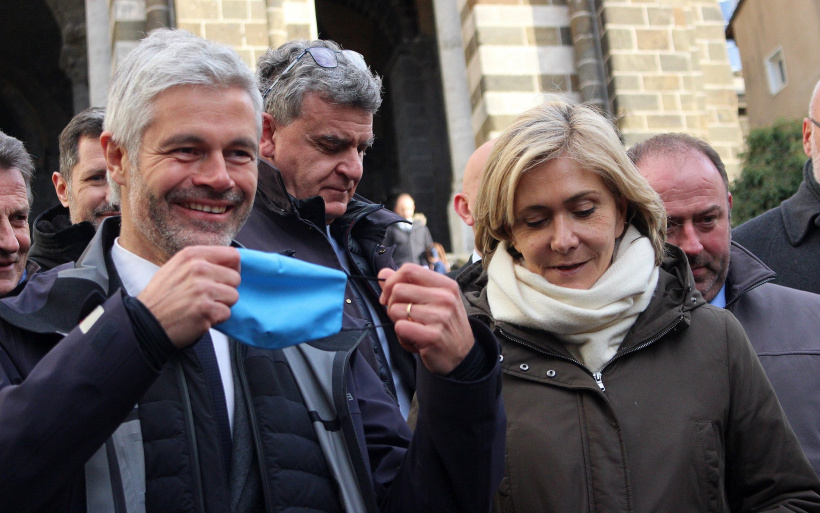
[615,197,629,238]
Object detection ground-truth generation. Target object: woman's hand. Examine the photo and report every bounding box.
[379,264,474,375]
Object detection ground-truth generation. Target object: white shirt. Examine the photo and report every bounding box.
[111,239,235,432]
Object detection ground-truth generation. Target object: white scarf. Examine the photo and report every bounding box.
[487,225,659,372]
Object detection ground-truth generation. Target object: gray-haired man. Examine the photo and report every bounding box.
[0,130,36,295]
[0,31,503,513]
[236,41,416,417]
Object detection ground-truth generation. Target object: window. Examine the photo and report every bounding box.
[765,47,787,95]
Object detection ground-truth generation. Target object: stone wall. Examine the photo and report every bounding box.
[600,0,744,177]
[460,0,580,146]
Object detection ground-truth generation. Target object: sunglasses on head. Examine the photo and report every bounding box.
[261,47,368,100]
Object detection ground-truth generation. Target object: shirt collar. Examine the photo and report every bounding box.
[709,283,728,309]
[110,238,160,296]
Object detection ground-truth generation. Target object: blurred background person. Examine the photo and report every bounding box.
[384,192,436,268]
[0,130,35,296]
[29,107,120,270]
[462,99,820,512]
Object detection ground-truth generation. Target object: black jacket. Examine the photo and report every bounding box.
[28,204,97,271]
[236,161,415,401]
[734,159,820,294]
[725,240,820,476]
[0,217,506,512]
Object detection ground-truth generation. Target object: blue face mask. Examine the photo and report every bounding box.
[215,248,347,349]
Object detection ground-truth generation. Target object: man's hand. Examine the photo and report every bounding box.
[137,246,241,348]
[379,264,474,375]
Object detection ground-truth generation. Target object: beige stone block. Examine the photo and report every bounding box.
[267,10,286,31]
[526,27,562,46]
[672,29,691,52]
[660,53,689,72]
[705,89,739,107]
[618,114,647,131]
[672,7,687,26]
[603,28,635,51]
[250,0,266,19]
[176,0,219,19]
[205,23,243,45]
[539,74,573,92]
[178,22,203,37]
[287,23,311,40]
[685,114,705,130]
[611,53,658,72]
[701,63,734,86]
[707,42,729,62]
[622,132,658,148]
[708,125,742,143]
[647,114,684,129]
[614,93,661,112]
[643,74,681,91]
[646,6,674,26]
[604,6,646,25]
[694,24,726,41]
[636,29,670,50]
[612,74,641,91]
[700,4,724,23]
[245,22,268,46]
[223,1,248,19]
[478,27,526,45]
[236,49,254,69]
[679,93,697,110]
[715,107,739,123]
[483,75,537,92]
[661,93,679,110]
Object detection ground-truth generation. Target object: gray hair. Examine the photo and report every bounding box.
[59,106,105,185]
[105,29,263,202]
[257,39,382,125]
[0,131,34,205]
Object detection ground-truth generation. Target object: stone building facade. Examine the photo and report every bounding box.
[1,0,743,255]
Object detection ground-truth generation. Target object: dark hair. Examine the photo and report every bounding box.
[0,131,34,205]
[58,107,105,184]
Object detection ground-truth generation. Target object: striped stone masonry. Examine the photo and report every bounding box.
[600,0,743,178]
[174,0,317,71]
[460,0,580,146]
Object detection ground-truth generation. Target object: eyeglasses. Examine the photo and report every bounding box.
[261,47,368,100]
[810,118,820,129]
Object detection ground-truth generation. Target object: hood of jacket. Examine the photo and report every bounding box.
[28,204,98,270]
[459,244,704,360]
[724,240,775,308]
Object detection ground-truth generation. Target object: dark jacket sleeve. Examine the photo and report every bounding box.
[0,293,165,512]
[721,312,820,512]
[351,318,505,513]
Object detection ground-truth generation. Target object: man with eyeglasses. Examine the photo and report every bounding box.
[734,79,820,294]
[237,42,417,418]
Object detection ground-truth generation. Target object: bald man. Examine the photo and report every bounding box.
[734,79,820,294]
[452,140,494,273]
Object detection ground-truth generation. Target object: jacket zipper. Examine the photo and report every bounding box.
[176,361,207,512]
[724,277,774,309]
[235,343,274,512]
[498,314,684,393]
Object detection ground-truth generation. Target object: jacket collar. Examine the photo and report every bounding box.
[255,159,404,238]
[460,244,702,359]
[724,240,775,308]
[780,159,820,246]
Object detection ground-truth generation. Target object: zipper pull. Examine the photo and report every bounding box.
[592,372,606,392]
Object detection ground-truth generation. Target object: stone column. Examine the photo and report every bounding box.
[86,0,111,106]
[567,0,609,111]
[432,0,475,256]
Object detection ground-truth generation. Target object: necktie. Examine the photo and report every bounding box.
[192,331,232,476]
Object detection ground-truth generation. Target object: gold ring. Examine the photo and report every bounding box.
[406,302,413,322]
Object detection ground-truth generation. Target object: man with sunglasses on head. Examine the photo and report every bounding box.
[238,42,413,417]
[734,79,820,294]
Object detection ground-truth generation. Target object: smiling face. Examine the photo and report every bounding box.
[261,93,373,223]
[53,136,120,228]
[637,150,731,302]
[104,85,258,264]
[0,168,30,295]
[510,157,627,289]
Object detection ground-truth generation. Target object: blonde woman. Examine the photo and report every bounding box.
[461,98,820,512]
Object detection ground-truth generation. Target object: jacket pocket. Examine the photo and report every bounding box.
[695,421,727,513]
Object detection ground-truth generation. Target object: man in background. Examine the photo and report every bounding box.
[29,107,119,270]
[632,133,820,475]
[449,139,493,276]
[0,130,36,295]
[734,79,820,294]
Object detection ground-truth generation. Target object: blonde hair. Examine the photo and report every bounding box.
[474,98,666,266]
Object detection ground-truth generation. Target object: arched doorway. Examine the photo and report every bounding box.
[315,0,453,249]
[0,0,85,220]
